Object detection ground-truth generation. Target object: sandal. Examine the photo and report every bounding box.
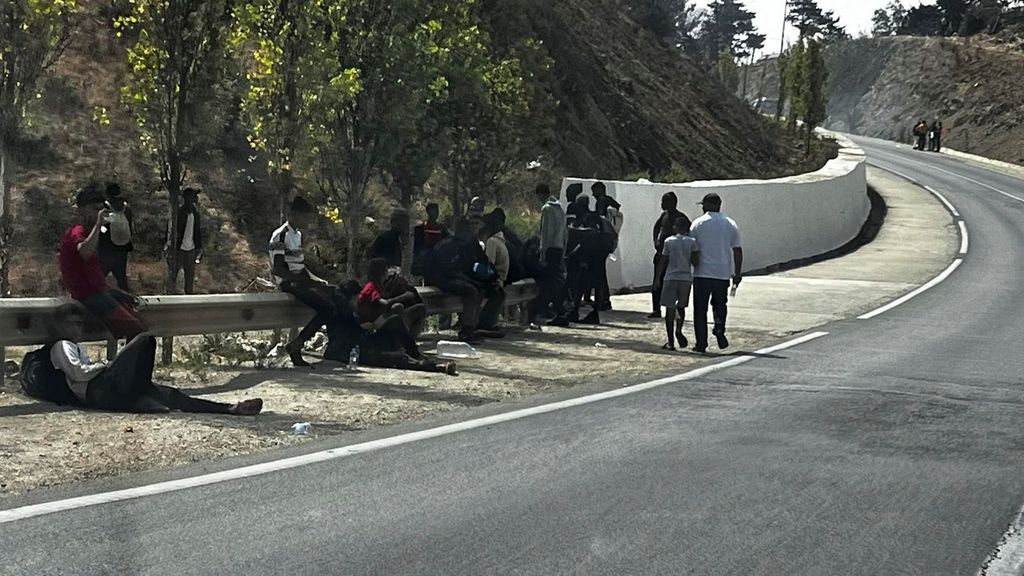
[660,343,676,351]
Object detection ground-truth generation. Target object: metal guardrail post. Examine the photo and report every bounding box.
[0,345,6,386]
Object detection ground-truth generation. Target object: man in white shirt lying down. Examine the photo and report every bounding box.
[49,302,263,415]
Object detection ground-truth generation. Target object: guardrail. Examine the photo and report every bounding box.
[0,280,539,381]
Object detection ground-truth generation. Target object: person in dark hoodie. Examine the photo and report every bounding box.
[649,191,689,319]
[167,187,204,295]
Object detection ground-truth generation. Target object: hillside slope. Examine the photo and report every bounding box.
[741,36,1024,164]
[8,0,812,296]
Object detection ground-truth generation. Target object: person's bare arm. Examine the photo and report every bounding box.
[77,209,109,259]
[733,247,744,285]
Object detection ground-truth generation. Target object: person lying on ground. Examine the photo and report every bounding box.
[653,216,699,351]
[270,196,339,368]
[60,183,148,340]
[325,282,456,375]
[46,302,262,415]
[359,258,427,336]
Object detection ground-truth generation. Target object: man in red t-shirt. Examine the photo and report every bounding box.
[59,185,147,339]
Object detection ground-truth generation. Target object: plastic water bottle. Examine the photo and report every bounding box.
[348,345,360,370]
[437,340,480,359]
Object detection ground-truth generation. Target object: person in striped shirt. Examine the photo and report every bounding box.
[269,197,338,368]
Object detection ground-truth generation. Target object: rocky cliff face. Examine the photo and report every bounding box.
[742,36,1024,164]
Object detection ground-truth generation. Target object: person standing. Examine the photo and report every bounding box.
[167,187,204,295]
[370,209,408,269]
[933,121,943,153]
[59,184,147,340]
[649,191,689,319]
[529,183,570,327]
[565,183,587,226]
[413,203,449,256]
[97,182,134,292]
[653,216,699,350]
[688,193,742,354]
[270,196,339,368]
[590,181,620,311]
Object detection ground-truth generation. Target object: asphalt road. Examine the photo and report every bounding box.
[3,137,1024,575]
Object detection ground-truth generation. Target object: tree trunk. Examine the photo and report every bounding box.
[161,161,183,365]
[0,140,10,297]
[345,224,356,278]
[398,180,418,277]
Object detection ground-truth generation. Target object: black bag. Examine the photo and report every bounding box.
[504,230,527,283]
[20,344,81,405]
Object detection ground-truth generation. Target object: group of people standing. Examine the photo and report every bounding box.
[912,120,944,152]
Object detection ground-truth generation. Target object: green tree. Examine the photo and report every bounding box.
[0,0,76,296]
[116,0,234,293]
[716,49,739,92]
[787,0,846,41]
[699,0,754,64]
[739,31,765,100]
[784,39,807,133]
[871,1,907,37]
[803,37,829,151]
[627,0,703,50]
[775,53,788,122]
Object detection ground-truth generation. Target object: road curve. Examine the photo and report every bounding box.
[2,138,1024,575]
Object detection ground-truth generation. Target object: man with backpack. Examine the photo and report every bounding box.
[98,182,133,291]
[22,302,263,415]
[59,184,147,340]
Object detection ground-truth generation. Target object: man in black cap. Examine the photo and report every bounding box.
[650,191,689,319]
[688,193,742,353]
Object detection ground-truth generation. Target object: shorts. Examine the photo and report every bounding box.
[660,279,692,309]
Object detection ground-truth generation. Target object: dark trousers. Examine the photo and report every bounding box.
[652,253,666,313]
[568,258,601,322]
[530,248,566,321]
[596,256,611,306]
[168,249,197,294]
[86,335,232,413]
[480,286,506,330]
[916,134,926,150]
[432,275,482,331]
[362,349,447,374]
[99,249,130,291]
[692,277,730,348]
[80,290,147,340]
[933,135,941,152]
[281,277,338,349]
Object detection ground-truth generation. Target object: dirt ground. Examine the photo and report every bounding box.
[0,305,770,496]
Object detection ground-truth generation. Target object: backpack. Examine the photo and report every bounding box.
[20,344,81,405]
[522,235,543,279]
[504,230,527,283]
[108,210,132,246]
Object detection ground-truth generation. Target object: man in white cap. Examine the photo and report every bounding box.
[688,193,742,353]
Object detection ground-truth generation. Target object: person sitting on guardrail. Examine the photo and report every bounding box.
[326,281,457,375]
[359,258,427,338]
[41,302,263,415]
[270,196,338,368]
[59,183,147,340]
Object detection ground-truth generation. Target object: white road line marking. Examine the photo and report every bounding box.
[977,505,1024,576]
[859,259,963,320]
[959,221,970,255]
[0,332,830,525]
[871,149,1024,205]
[924,185,962,218]
[866,160,920,185]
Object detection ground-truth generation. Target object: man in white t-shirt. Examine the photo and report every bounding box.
[688,193,743,353]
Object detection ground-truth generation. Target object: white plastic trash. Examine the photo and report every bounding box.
[291,422,311,435]
[437,340,480,359]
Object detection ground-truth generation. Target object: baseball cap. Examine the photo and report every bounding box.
[698,193,722,207]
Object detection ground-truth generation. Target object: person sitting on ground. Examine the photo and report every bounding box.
[359,257,427,337]
[325,281,456,375]
[413,203,449,257]
[270,196,339,368]
[370,209,408,269]
[653,216,699,351]
[59,183,148,340]
[46,302,263,414]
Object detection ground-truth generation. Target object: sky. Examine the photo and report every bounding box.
[696,0,936,56]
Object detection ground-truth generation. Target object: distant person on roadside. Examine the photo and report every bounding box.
[370,209,408,269]
[653,216,699,351]
[270,196,339,368]
[914,120,928,151]
[359,257,427,338]
[590,181,620,311]
[97,182,134,292]
[649,191,690,320]
[928,121,939,152]
[166,187,204,295]
[413,203,449,257]
[46,302,263,414]
[688,193,742,354]
[325,281,457,376]
[529,183,570,327]
[933,121,943,153]
[59,184,147,340]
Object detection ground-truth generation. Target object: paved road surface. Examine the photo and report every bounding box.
[2,137,1024,575]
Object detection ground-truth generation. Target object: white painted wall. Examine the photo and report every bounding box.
[562,133,868,292]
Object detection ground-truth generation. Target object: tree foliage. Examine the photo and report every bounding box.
[0,0,77,295]
[786,0,846,42]
[627,0,703,50]
[699,0,754,63]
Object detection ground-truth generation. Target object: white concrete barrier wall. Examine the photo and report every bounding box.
[562,134,868,292]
